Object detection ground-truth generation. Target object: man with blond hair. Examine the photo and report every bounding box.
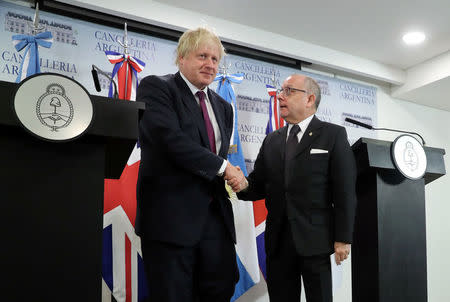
[136,27,244,302]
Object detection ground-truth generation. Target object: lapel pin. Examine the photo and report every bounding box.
[309,132,313,136]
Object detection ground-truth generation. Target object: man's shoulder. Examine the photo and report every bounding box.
[208,89,232,109]
[265,127,285,142]
[141,73,177,86]
[315,118,346,134]
[272,127,285,136]
[208,88,221,99]
[315,119,350,144]
[208,89,225,101]
[137,73,181,102]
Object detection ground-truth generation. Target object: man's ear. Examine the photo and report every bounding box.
[306,94,316,109]
[178,56,184,66]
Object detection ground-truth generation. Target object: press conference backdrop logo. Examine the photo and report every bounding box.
[13,73,94,142]
[391,134,427,180]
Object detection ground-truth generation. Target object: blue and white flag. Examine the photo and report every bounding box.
[12,31,52,83]
[214,72,260,301]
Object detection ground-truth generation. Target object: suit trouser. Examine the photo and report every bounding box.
[141,201,238,302]
[266,220,332,302]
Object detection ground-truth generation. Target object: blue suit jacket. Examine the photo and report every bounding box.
[135,72,235,246]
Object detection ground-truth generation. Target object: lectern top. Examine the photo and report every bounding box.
[352,137,445,184]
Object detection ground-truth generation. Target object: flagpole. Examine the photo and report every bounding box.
[117,23,130,99]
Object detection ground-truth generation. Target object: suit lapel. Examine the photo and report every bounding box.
[278,126,289,163]
[174,72,210,149]
[293,115,323,158]
[208,89,227,158]
[278,126,289,186]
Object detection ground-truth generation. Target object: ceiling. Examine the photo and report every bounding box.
[153,0,450,111]
[156,0,450,70]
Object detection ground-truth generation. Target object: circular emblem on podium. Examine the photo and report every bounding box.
[13,73,94,142]
[391,134,427,180]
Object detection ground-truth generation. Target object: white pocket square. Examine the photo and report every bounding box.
[310,148,328,154]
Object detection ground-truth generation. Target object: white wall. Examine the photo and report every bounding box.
[56,1,450,301]
[235,82,450,302]
[376,85,450,302]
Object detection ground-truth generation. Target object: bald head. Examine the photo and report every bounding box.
[288,74,321,110]
[278,74,322,123]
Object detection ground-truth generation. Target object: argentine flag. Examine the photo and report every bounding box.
[214,72,260,301]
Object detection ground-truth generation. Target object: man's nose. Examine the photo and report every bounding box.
[204,57,216,68]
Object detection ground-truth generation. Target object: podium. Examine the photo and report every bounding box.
[351,137,446,302]
[0,80,143,301]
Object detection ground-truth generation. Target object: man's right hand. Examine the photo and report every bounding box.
[224,162,248,192]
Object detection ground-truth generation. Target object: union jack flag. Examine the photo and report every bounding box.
[103,143,148,302]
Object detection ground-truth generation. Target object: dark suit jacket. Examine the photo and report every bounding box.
[135,72,235,247]
[238,116,357,257]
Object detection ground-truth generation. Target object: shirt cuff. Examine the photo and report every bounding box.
[242,178,249,191]
[217,159,228,176]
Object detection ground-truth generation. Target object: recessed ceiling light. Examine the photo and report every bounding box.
[402,32,426,45]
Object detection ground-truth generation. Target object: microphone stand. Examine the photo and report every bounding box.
[371,126,426,146]
[345,117,426,146]
[91,64,118,99]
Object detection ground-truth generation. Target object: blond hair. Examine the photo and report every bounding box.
[175,27,226,66]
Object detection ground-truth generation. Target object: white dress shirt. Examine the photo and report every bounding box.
[179,72,228,175]
[286,114,314,143]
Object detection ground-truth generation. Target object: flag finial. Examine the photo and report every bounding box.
[117,22,129,55]
[271,69,277,87]
[219,56,231,77]
[30,3,45,35]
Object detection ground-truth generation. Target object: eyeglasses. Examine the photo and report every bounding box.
[276,87,307,96]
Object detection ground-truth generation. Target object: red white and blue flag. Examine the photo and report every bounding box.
[253,84,285,279]
[265,84,284,133]
[105,51,145,100]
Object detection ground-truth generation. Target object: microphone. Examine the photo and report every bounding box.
[91,64,119,98]
[345,118,373,129]
[344,117,426,146]
[91,67,101,92]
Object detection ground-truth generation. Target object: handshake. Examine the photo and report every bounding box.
[224,162,248,193]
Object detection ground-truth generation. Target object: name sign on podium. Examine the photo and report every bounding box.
[13,73,94,142]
